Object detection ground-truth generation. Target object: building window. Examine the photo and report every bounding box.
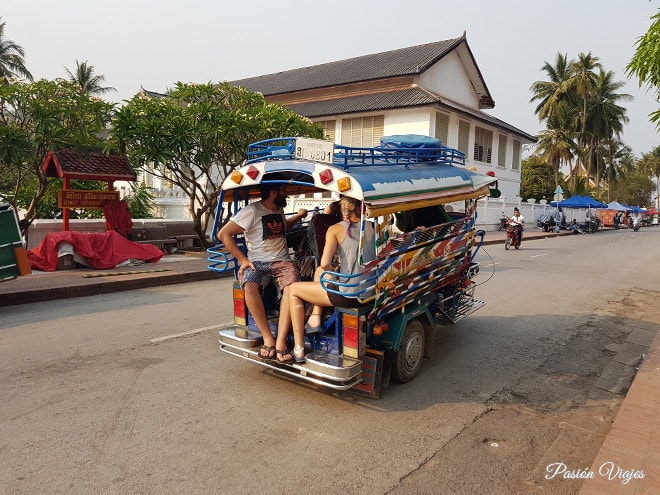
[457,120,470,156]
[435,112,449,145]
[316,120,337,142]
[341,115,384,147]
[473,126,493,164]
[498,134,507,168]
[512,139,521,170]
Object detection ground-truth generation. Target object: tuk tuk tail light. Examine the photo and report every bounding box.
[373,321,388,336]
[233,287,247,325]
[342,314,359,358]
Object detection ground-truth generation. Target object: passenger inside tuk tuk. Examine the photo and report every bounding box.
[394,204,452,232]
[218,183,308,363]
[287,196,376,363]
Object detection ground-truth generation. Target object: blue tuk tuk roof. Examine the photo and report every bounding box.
[221,137,498,216]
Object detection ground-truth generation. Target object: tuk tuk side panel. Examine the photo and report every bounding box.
[368,202,478,321]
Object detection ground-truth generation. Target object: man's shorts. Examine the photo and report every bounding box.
[240,260,299,289]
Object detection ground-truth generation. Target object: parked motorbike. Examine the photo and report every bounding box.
[498,212,509,231]
[505,223,522,250]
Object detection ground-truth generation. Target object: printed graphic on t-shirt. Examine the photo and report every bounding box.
[261,214,285,240]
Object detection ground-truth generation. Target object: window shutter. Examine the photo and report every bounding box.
[512,139,521,170]
[498,134,507,167]
[340,115,384,147]
[458,120,470,155]
[316,120,336,142]
[435,112,449,145]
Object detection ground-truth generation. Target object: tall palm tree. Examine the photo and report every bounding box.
[567,53,601,181]
[529,52,573,122]
[534,105,578,187]
[584,69,631,185]
[0,17,33,83]
[639,145,660,207]
[64,60,116,95]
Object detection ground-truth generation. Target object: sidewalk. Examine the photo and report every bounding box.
[2,228,657,493]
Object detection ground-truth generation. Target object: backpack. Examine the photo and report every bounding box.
[295,213,341,280]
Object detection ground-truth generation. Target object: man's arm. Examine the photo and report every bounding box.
[286,208,308,230]
[218,220,250,268]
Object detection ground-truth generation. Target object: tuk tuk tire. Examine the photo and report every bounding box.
[392,319,425,383]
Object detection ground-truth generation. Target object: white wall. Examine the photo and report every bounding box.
[419,53,479,108]
[383,108,432,136]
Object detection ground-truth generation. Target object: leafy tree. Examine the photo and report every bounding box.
[0,18,33,83]
[0,79,114,232]
[626,10,660,127]
[64,60,116,95]
[111,82,324,246]
[609,171,655,207]
[124,182,155,219]
[520,155,557,201]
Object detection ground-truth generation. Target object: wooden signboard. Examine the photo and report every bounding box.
[57,189,119,209]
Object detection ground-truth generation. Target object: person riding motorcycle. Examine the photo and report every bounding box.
[509,207,524,245]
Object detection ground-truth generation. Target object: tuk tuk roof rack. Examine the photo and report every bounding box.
[246,137,465,170]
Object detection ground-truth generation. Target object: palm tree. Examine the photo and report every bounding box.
[529,53,573,122]
[639,145,660,207]
[0,17,33,83]
[567,53,601,181]
[584,69,631,185]
[64,60,116,95]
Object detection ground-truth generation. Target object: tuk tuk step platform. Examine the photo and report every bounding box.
[219,327,263,349]
[219,339,363,383]
[437,296,485,324]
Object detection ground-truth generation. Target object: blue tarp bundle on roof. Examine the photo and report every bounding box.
[380,134,442,149]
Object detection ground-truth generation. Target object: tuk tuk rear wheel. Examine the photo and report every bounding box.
[392,319,425,383]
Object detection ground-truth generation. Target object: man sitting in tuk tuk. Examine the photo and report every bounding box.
[218,183,308,363]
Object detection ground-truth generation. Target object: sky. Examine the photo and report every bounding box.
[3,0,659,157]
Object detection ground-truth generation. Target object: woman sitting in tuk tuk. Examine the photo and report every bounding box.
[287,196,376,363]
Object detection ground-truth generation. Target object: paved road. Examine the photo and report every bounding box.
[1,228,658,494]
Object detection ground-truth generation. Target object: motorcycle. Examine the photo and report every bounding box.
[498,212,509,231]
[505,223,522,250]
[632,217,641,232]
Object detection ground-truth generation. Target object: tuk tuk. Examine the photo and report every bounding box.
[207,136,497,397]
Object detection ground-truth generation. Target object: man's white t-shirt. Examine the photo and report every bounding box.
[231,201,290,262]
[510,214,524,226]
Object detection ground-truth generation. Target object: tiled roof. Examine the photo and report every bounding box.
[42,149,137,181]
[287,87,439,117]
[232,37,464,96]
[288,88,536,141]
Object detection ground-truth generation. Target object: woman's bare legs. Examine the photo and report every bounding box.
[288,281,332,359]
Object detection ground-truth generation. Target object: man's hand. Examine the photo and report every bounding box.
[298,208,308,219]
[237,258,255,280]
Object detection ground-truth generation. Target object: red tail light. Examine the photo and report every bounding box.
[343,314,360,358]
[233,287,246,325]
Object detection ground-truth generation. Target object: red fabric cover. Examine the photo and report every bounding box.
[103,199,133,237]
[28,230,164,272]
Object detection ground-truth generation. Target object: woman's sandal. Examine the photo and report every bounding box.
[292,345,306,364]
[257,345,276,360]
[275,349,294,364]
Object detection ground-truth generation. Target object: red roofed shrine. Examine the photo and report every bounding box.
[42,148,136,231]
